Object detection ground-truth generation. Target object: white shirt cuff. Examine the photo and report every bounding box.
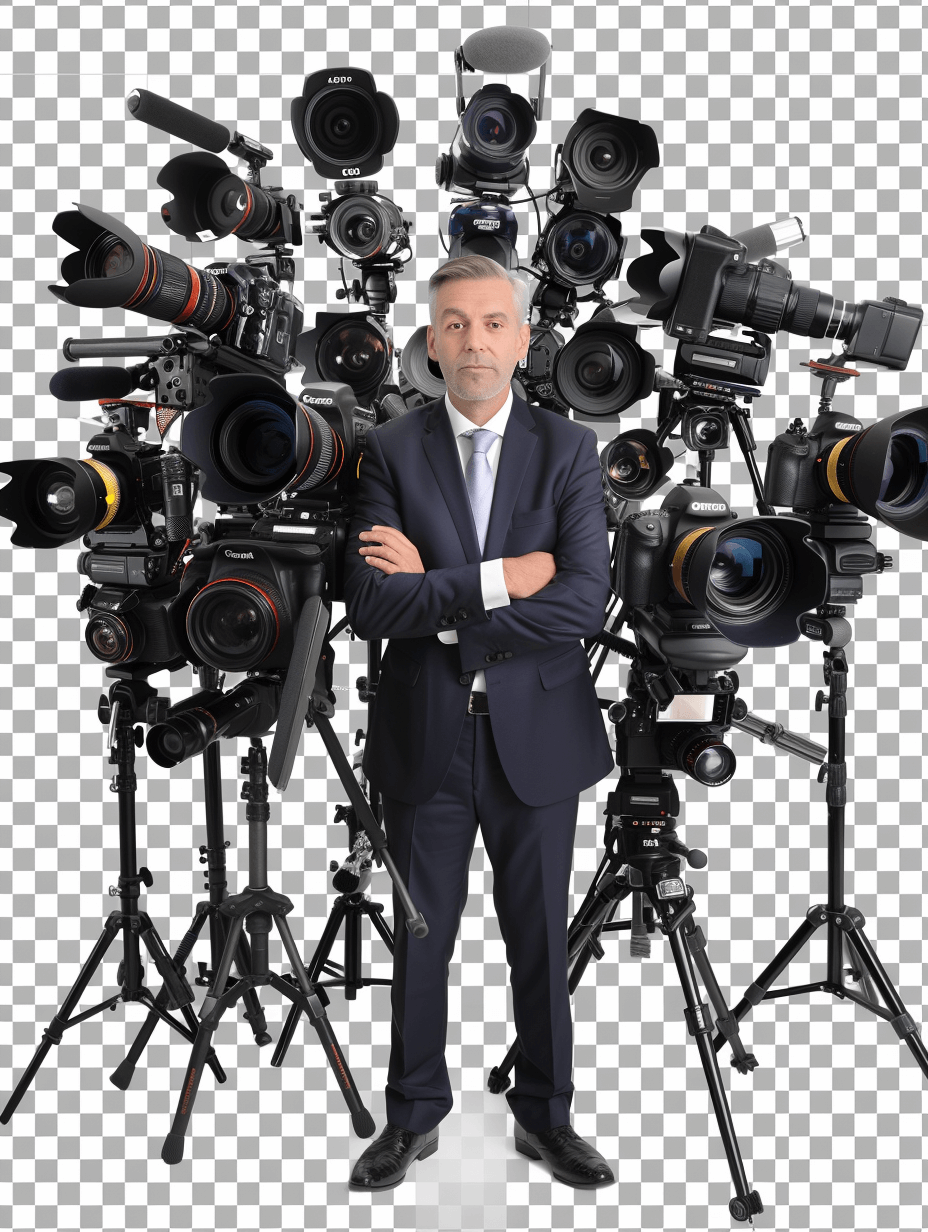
[480,557,510,611]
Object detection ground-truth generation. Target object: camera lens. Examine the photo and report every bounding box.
[460,86,537,170]
[53,207,234,334]
[317,321,391,399]
[186,575,286,671]
[871,427,928,519]
[305,88,382,166]
[705,527,788,622]
[553,325,654,417]
[571,126,632,191]
[328,195,400,260]
[85,614,133,664]
[475,109,513,146]
[215,397,297,494]
[545,213,620,287]
[86,236,134,280]
[590,143,616,172]
[683,736,736,786]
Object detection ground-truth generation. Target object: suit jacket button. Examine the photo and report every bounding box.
[485,653,496,664]
[439,616,450,626]
[459,673,472,685]
[456,608,467,619]
[503,651,513,659]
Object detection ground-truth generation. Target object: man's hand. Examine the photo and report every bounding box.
[502,552,557,599]
[358,524,425,575]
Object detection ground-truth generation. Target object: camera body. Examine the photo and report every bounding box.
[765,413,863,513]
[209,254,303,371]
[76,410,196,671]
[170,536,328,674]
[613,672,740,787]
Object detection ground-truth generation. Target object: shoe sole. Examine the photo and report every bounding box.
[514,1135,615,1189]
[348,1138,439,1191]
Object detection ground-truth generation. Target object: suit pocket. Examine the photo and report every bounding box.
[538,644,588,690]
[511,502,557,529]
[386,644,421,687]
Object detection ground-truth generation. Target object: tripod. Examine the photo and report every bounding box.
[488,767,764,1223]
[713,620,928,1076]
[112,665,272,1091]
[161,736,375,1164]
[2,676,226,1124]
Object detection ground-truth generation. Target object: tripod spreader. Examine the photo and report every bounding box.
[729,699,826,765]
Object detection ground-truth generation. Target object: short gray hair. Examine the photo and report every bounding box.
[428,254,529,327]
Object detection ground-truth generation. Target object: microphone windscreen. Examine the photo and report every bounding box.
[49,366,133,402]
[461,26,551,74]
[126,89,230,154]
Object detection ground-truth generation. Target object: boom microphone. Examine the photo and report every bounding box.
[460,26,551,74]
[126,88,230,154]
[49,365,136,402]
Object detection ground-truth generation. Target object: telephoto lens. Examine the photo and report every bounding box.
[50,204,234,333]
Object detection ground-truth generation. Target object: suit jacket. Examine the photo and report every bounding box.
[342,392,615,807]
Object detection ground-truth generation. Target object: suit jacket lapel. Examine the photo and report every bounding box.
[422,397,481,561]
[483,396,537,561]
[421,393,538,565]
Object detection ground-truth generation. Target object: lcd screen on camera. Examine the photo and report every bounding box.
[657,694,715,722]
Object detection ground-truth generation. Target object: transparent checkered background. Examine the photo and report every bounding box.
[1,1,928,1229]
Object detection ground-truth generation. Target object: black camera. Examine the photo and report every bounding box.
[552,317,656,420]
[612,675,739,788]
[168,536,327,675]
[180,374,373,508]
[157,149,301,247]
[310,181,411,263]
[50,205,303,376]
[765,404,928,541]
[532,206,626,296]
[556,109,659,214]
[291,68,399,180]
[614,484,829,648]
[629,223,924,365]
[296,311,394,407]
[0,400,197,671]
[436,84,537,196]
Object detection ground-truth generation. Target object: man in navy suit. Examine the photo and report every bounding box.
[342,255,616,1190]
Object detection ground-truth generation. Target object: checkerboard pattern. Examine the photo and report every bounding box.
[2,2,928,1229]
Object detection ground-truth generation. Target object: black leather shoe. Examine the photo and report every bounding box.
[514,1122,615,1189]
[348,1123,439,1191]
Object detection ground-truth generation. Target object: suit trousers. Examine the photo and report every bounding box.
[380,707,579,1135]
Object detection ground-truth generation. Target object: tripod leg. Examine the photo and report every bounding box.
[843,924,928,1079]
[272,915,375,1138]
[662,902,763,1221]
[111,905,229,1090]
[2,914,121,1124]
[725,913,822,1028]
[161,915,246,1165]
[270,898,349,1068]
[683,916,758,1076]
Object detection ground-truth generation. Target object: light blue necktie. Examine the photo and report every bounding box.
[462,427,497,554]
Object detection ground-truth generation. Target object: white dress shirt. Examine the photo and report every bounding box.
[436,390,513,692]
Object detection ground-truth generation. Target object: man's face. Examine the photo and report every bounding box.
[426,277,531,404]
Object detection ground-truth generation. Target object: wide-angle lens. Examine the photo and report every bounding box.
[704,526,787,621]
[546,213,620,287]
